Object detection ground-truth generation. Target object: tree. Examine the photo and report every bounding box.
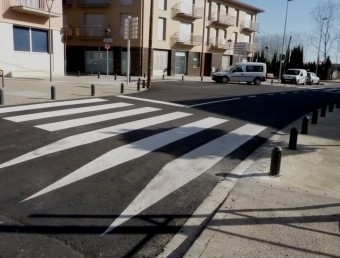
[310,1,339,63]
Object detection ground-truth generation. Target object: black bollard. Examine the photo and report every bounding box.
[182,75,184,81]
[0,89,4,105]
[320,106,326,117]
[270,146,282,176]
[328,103,334,112]
[288,127,298,150]
[78,71,80,77]
[201,76,204,82]
[91,84,95,96]
[115,74,117,80]
[137,80,140,91]
[120,83,124,94]
[97,72,100,79]
[311,110,318,124]
[301,115,309,134]
[162,74,165,80]
[51,86,56,100]
[142,80,146,88]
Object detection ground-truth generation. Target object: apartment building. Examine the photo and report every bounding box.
[0,0,64,78]
[63,0,263,77]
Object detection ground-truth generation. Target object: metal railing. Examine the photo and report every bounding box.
[171,3,203,18]
[76,25,105,38]
[210,38,232,49]
[240,20,259,32]
[170,32,202,46]
[11,0,45,10]
[210,12,236,27]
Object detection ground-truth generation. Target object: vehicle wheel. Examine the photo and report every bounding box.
[253,77,261,85]
[295,79,298,85]
[222,77,229,83]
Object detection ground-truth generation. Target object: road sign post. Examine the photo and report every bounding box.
[104,44,111,76]
[124,16,139,84]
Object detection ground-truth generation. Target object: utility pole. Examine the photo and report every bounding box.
[147,0,154,88]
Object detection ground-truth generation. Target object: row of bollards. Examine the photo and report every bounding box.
[270,100,339,176]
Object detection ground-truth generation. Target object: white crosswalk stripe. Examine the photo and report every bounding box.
[35,107,160,131]
[0,98,108,114]
[4,102,133,122]
[103,123,266,235]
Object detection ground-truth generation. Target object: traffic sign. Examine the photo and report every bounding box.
[104,44,111,50]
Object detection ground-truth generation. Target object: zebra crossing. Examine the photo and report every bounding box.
[0,98,266,236]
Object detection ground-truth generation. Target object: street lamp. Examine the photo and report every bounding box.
[45,0,54,83]
[278,0,292,83]
[316,17,328,76]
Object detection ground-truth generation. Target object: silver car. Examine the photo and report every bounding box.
[306,72,320,85]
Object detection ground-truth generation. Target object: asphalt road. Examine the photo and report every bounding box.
[0,81,339,257]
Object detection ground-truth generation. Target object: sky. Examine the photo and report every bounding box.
[240,0,332,62]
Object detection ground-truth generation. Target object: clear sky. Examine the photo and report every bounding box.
[240,0,328,62]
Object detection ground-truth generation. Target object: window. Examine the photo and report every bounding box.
[157,17,166,40]
[233,32,238,43]
[13,26,48,53]
[192,52,200,68]
[158,0,166,10]
[246,65,263,72]
[235,10,239,26]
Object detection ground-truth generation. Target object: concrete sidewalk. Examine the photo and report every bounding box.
[178,108,340,257]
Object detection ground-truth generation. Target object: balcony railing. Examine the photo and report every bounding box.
[77,0,111,7]
[171,3,203,19]
[210,13,236,27]
[9,0,61,17]
[170,32,202,46]
[76,25,106,39]
[240,20,259,32]
[210,38,232,50]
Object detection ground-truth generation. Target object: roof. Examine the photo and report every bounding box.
[228,0,265,13]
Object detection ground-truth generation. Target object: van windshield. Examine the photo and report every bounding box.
[225,64,237,72]
[285,70,300,75]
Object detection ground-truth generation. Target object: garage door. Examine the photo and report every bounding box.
[153,50,168,76]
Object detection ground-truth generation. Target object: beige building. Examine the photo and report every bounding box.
[63,0,264,77]
[0,0,64,78]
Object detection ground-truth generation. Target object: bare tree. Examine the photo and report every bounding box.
[310,0,339,63]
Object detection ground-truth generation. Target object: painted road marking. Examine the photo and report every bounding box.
[117,95,187,107]
[35,107,160,131]
[103,124,266,235]
[187,98,241,108]
[22,117,227,202]
[4,102,133,122]
[0,98,108,114]
[0,112,192,170]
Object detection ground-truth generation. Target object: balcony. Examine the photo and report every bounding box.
[9,0,61,17]
[77,0,111,7]
[240,20,259,33]
[171,3,203,19]
[170,32,202,47]
[210,13,236,27]
[76,25,106,39]
[210,38,232,50]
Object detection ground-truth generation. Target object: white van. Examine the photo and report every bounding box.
[282,69,307,85]
[212,62,267,85]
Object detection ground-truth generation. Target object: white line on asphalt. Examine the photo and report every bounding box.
[0,98,108,114]
[22,117,227,202]
[0,112,192,170]
[35,107,160,131]
[187,98,241,108]
[117,95,188,107]
[102,123,266,235]
[4,102,132,122]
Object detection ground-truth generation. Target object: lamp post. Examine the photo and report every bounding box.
[316,17,328,76]
[278,0,292,83]
[45,0,54,83]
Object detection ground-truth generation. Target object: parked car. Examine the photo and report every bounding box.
[282,69,307,85]
[212,62,267,85]
[306,72,320,85]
